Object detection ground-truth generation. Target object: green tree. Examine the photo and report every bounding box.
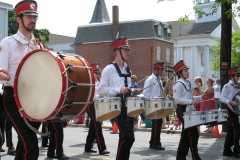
[8,10,50,45]
[212,29,240,71]
[8,10,18,36]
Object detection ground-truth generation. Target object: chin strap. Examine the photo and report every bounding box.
[118,48,125,61]
[19,15,31,32]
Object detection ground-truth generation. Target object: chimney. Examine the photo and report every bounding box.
[112,5,119,42]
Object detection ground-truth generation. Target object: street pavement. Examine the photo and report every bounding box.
[0,120,237,160]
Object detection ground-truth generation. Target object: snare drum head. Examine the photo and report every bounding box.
[14,50,64,121]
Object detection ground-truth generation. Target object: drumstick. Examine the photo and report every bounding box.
[137,76,148,84]
[198,98,215,103]
[140,83,156,91]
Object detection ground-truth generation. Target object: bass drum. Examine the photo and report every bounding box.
[14,49,95,122]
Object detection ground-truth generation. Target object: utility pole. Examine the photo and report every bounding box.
[220,2,232,132]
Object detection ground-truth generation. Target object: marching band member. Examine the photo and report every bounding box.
[98,37,141,160]
[84,63,110,155]
[172,60,202,160]
[47,121,69,159]
[142,62,165,150]
[0,1,43,159]
[221,67,240,158]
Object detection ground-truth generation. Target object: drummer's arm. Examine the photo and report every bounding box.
[220,84,231,105]
[142,79,150,97]
[173,83,191,105]
[0,40,10,83]
[98,68,121,97]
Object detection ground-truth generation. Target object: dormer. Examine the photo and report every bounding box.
[154,21,163,37]
[162,22,172,38]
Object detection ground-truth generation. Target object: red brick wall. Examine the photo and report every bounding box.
[75,38,174,89]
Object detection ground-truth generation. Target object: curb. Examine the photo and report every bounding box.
[68,124,227,138]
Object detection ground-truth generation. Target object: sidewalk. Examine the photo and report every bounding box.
[69,119,226,138]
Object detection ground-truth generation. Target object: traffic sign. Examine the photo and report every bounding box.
[165,66,173,73]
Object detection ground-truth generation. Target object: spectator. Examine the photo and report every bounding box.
[213,78,222,109]
[167,115,181,134]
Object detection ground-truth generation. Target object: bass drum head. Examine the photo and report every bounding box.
[14,50,66,121]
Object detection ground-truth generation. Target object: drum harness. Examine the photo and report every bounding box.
[174,80,196,117]
[110,63,131,108]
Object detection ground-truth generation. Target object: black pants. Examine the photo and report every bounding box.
[6,116,14,148]
[41,122,49,146]
[85,103,106,152]
[48,121,64,156]
[149,118,163,145]
[224,108,240,154]
[176,104,201,160]
[3,87,41,160]
[0,112,6,148]
[114,107,135,160]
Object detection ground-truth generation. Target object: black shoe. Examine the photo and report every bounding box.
[56,153,69,160]
[99,149,110,155]
[223,148,233,157]
[0,148,5,152]
[85,149,97,153]
[7,146,16,155]
[149,144,165,150]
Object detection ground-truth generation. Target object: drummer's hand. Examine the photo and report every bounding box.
[133,88,142,95]
[120,87,131,94]
[191,100,198,105]
[0,69,10,81]
[230,100,238,107]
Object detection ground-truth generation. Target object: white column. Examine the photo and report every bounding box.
[190,47,198,85]
[175,47,183,63]
[203,46,210,88]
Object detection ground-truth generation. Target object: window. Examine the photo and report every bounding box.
[157,44,162,61]
[166,47,171,62]
[167,28,171,38]
[158,25,162,36]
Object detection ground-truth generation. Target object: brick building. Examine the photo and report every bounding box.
[74,0,174,87]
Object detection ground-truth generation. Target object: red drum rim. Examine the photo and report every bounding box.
[14,49,67,121]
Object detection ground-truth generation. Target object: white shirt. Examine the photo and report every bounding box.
[173,78,202,105]
[0,30,42,87]
[213,84,221,98]
[142,73,163,98]
[94,80,100,100]
[0,84,2,95]
[98,62,131,97]
[220,80,240,104]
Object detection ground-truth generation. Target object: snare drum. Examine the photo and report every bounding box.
[155,98,174,119]
[14,50,95,122]
[205,110,218,125]
[184,111,206,129]
[217,109,228,123]
[126,97,145,117]
[145,98,164,119]
[94,97,121,122]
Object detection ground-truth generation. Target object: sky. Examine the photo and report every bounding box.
[3,0,239,37]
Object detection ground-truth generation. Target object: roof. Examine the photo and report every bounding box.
[0,1,14,8]
[168,18,221,37]
[75,19,172,44]
[47,34,75,45]
[89,0,110,24]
